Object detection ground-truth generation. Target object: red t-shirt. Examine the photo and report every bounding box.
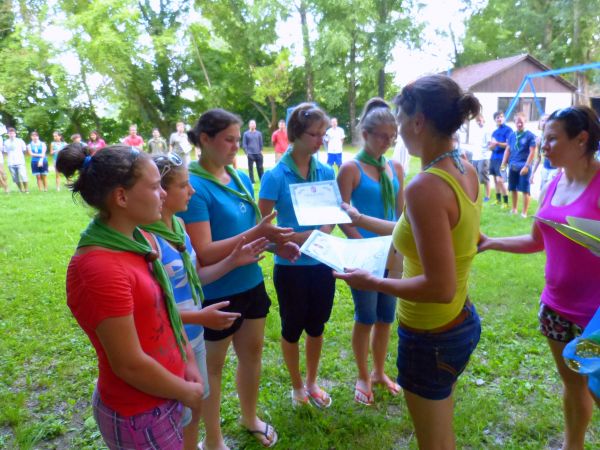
[66,249,185,416]
[122,135,145,148]
[271,129,288,154]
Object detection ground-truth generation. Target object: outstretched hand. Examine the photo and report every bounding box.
[274,241,301,263]
[332,267,377,291]
[477,232,491,253]
[230,236,269,267]
[197,301,241,330]
[341,202,361,225]
[257,211,295,244]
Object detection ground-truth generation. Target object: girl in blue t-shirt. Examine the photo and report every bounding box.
[337,98,404,406]
[27,131,48,191]
[258,103,337,409]
[145,153,269,450]
[50,131,67,191]
[180,109,297,449]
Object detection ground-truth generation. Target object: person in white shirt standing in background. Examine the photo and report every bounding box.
[170,121,193,166]
[465,114,492,202]
[4,127,28,193]
[324,117,345,170]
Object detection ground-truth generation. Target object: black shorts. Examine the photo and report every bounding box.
[202,282,271,341]
[273,264,336,343]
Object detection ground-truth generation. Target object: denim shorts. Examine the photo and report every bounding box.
[508,166,531,194]
[489,158,507,181]
[396,303,481,400]
[351,287,397,325]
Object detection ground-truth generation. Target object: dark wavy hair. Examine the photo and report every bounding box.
[56,144,149,218]
[393,75,481,137]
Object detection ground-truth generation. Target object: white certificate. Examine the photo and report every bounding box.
[536,216,600,255]
[289,180,352,226]
[300,230,393,278]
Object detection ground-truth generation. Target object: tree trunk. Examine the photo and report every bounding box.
[348,31,357,145]
[269,97,277,133]
[572,0,588,105]
[299,0,314,102]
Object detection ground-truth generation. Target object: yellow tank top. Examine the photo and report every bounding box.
[392,167,482,329]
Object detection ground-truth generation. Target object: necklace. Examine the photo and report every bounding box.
[422,149,465,174]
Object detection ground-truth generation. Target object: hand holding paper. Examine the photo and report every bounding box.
[300,230,393,278]
[290,180,352,226]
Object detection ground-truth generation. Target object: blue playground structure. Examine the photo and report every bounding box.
[505,62,600,120]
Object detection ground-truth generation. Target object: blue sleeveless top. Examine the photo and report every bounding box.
[155,232,203,347]
[29,142,45,163]
[350,160,400,238]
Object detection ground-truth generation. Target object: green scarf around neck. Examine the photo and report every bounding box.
[355,149,395,218]
[78,218,187,360]
[281,149,317,181]
[188,161,261,222]
[141,218,204,306]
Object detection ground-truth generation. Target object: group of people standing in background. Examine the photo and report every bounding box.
[461,109,568,218]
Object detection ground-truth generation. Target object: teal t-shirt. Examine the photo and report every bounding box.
[259,159,335,266]
[178,170,263,299]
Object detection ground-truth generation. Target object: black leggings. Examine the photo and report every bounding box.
[273,264,336,343]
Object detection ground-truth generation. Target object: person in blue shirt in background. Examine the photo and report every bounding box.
[489,111,512,208]
[502,112,537,217]
[259,103,337,409]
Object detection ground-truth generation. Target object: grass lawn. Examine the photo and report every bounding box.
[0,157,598,449]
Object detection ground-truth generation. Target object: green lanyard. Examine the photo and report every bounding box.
[78,219,187,360]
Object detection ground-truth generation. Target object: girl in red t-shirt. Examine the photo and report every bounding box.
[57,144,204,450]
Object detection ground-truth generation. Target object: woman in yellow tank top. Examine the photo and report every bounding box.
[335,74,483,450]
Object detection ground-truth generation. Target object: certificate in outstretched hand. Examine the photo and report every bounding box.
[300,230,393,278]
[535,216,600,256]
[289,180,352,226]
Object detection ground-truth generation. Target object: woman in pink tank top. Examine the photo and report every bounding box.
[480,106,600,450]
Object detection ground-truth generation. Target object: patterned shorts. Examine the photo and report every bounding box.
[538,303,583,343]
[92,389,184,450]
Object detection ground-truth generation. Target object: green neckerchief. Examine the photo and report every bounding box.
[78,218,187,360]
[355,149,395,219]
[515,131,525,154]
[141,219,204,306]
[281,149,317,181]
[188,161,261,222]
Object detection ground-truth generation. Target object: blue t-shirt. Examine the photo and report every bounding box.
[490,124,513,160]
[350,160,400,238]
[259,158,335,266]
[507,130,536,169]
[155,232,203,347]
[177,170,263,299]
[29,142,46,163]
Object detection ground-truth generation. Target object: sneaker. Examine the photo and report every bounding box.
[483,196,490,202]
[501,203,508,209]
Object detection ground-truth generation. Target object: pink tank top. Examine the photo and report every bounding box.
[537,169,600,327]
